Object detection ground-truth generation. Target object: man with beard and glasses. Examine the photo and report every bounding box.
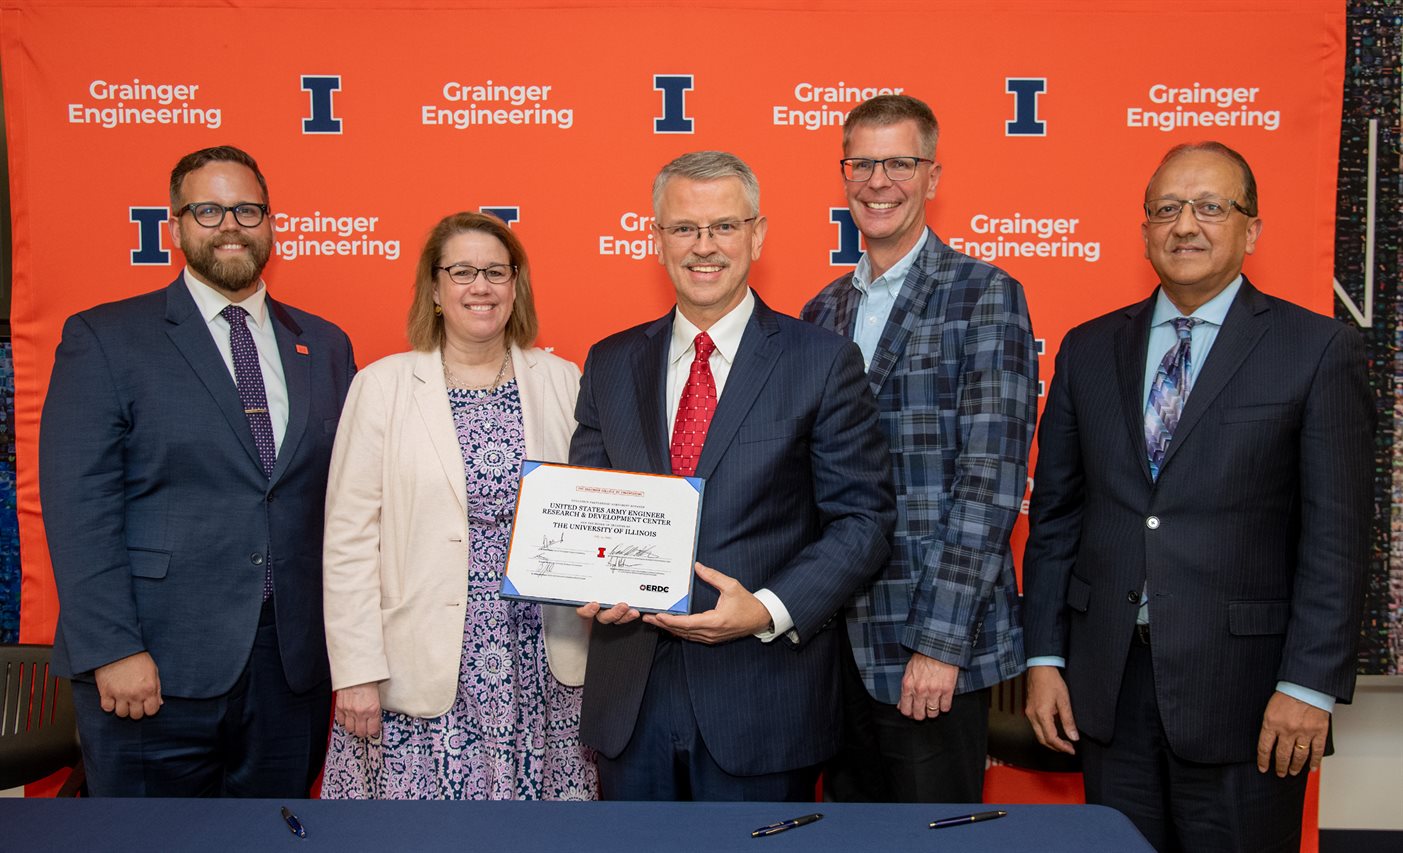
[40,145,357,797]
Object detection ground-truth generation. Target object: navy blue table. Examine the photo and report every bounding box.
[0,799,1151,852]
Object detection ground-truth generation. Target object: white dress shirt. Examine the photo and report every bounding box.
[667,289,795,642]
[183,270,290,454]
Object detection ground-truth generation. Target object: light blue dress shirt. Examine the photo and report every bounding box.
[850,230,929,367]
[1028,276,1332,712]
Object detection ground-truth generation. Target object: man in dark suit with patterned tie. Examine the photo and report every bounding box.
[40,145,356,796]
[572,151,894,801]
[1023,142,1371,851]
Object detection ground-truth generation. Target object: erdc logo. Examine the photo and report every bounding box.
[640,584,670,593]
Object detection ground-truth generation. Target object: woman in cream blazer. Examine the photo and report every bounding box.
[321,212,592,800]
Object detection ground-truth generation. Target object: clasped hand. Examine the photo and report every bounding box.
[93,651,163,719]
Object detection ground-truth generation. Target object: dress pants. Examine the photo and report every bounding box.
[1080,639,1308,853]
[72,599,332,797]
[597,635,819,802]
[824,636,990,803]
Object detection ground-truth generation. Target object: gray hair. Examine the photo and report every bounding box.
[652,151,760,217]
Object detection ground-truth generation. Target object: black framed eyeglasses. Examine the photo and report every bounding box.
[178,202,269,228]
[434,263,518,285]
[1144,197,1252,224]
[840,157,934,182]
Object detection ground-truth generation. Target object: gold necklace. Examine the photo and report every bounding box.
[443,348,510,391]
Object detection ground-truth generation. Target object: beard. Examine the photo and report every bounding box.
[183,229,273,293]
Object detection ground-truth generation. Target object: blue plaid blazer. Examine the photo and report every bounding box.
[802,230,1037,699]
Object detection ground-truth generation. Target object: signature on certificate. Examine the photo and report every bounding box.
[606,542,660,569]
[529,533,589,577]
[532,533,587,559]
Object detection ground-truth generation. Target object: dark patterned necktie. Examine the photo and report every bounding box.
[1144,317,1203,480]
[222,304,275,599]
[670,332,717,478]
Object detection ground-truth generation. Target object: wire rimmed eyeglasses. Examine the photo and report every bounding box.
[1144,197,1253,224]
[655,217,758,246]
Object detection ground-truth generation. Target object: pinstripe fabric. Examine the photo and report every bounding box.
[42,276,357,697]
[802,230,1037,701]
[570,295,895,776]
[1023,279,1372,764]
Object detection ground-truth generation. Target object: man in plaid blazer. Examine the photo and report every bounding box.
[802,95,1038,803]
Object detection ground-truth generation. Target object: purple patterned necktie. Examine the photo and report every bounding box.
[222,304,276,599]
[1144,317,1203,480]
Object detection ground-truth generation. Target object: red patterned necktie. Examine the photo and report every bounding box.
[670,331,717,477]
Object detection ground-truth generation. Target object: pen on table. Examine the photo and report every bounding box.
[281,806,307,838]
[929,809,1007,829]
[751,813,823,838]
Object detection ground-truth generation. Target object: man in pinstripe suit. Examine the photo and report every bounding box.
[802,95,1039,803]
[1023,142,1370,851]
[573,151,894,801]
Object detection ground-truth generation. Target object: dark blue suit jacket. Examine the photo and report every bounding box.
[570,294,894,776]
[40,276,356,697]
[1023,279,1370,764]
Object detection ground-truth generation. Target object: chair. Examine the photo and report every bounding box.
[983,670,1084,804]
[988,671,1082,773]
[0,644,85,794]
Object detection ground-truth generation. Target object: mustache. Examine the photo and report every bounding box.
[683,253,729,267]
[212,231,253,247]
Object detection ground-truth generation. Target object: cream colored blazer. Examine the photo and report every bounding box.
[323,345,587,718]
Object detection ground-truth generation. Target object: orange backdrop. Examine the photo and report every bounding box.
[2,0,1344,645]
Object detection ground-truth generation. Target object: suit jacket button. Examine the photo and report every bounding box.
[1127,590,1140,603]
[251,552,265,565]
[1145,516,1160,530]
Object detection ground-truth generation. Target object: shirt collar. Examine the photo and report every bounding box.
[1150,275,1242,328]
[670,288,755,366]
[183,267,269,328]
[852,227,930,295]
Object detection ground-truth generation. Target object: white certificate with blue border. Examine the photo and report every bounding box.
[501,461,703,615]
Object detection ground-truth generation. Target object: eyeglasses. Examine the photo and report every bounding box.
[434,263,517,285]
[1144,197,1252,224]
[840,157,934,182]
[178,202,269,228]
[655,217,757,246]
